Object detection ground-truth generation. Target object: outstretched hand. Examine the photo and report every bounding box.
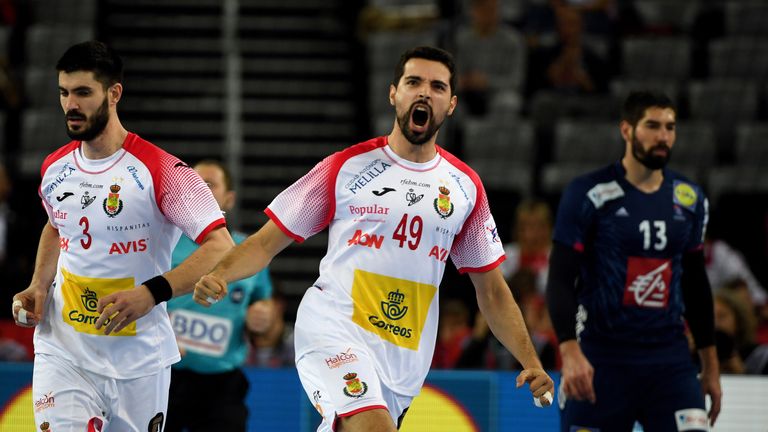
[95,285,155,335]
[516,368,555,407]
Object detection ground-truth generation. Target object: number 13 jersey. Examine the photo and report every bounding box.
[267,136,505,396]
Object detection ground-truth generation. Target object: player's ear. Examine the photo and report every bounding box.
[389,84,396,106]
[108,83,123,106]
[447,94,458,116]
[619,120,633,144]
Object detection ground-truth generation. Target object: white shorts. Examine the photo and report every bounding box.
[297,345,412,432]
[32,353,170,432]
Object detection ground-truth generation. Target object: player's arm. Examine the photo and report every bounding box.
[545,241,596,403]
[470,267,554,404]
[11,221,61,327]
[164,226,234,297]
[95,226,235,334]
[681,248,722,425]
[194,220,294,306]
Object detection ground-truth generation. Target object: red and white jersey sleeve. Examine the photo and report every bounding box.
[35,133,225,379]
[274,136,505,396]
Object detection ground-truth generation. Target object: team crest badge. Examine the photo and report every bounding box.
[342,372,368,398]
[39,421,51,432]
[103,180,124,217]
[433,186,454,219]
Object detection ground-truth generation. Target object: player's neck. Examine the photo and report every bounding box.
[387,127,438,163]
[80,117,129,160]
[621,156,664,193]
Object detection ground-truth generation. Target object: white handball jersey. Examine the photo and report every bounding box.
[35,133,225,379]
[267,136,505,396]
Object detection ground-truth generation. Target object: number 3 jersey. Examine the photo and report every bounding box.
[267,136,505,396]
[35,133,226,379]
[553,161,708,365]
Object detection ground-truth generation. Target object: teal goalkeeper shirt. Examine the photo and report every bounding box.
[167,231,272,373]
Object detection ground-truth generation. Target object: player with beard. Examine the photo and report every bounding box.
[545,91,722,431]
[11,41,234,431]
[193,46,554,432]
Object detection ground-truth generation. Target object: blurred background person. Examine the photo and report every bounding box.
[247,287,295,368]
[432,298,473,369]
[454,0,526,118]
[705,236,768,308]
[165,159,273,432]
[443,270,557,371]
[500,199,553,294]
[714,288,768,375]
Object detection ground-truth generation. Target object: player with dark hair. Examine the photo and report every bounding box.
[546,91,722,431]
[195,46,554,432]
[11,41,233,431]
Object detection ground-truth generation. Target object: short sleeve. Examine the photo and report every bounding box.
[156,155,225,243]
[450,180,505,273]
[265,154,339,242]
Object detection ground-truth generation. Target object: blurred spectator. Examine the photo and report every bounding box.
[455,0,526,117]
[705,238,767,306]
[550,0,617,36]
[541,5,609,94]
[432,299,473,369]
[248,290,295,368]
[452,270,558,370]
[500,199,553,294]
[713,289,768,374]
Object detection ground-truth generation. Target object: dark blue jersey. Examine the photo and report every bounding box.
[553,161,708,364]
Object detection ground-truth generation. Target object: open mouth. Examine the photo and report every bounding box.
[411,104,430,130]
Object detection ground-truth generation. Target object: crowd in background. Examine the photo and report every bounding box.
[1,0,768,377]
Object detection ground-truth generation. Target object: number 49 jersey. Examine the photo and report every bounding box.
[553,161,708,364]
[35,133,225,379]
[267,136,505,396]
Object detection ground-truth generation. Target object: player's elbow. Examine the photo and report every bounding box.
[201,227,235,255]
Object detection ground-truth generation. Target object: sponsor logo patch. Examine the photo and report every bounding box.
[405,188,424,206]
[623,257,671,308]
[34,392,55,413]
[61,268,136,336]
[587,181,624,209]
[325,348,358,369]
[81,191,97,209]
[342,372,368,398]
[673,181,697,211]
[433,186,454,219]
[372,187,395,196]
[345,160,391,194]
[102,180,124,217]
[171,309,232,357]
[351,269,436,350]
[126,166,145,190]
[56,192,75,202]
